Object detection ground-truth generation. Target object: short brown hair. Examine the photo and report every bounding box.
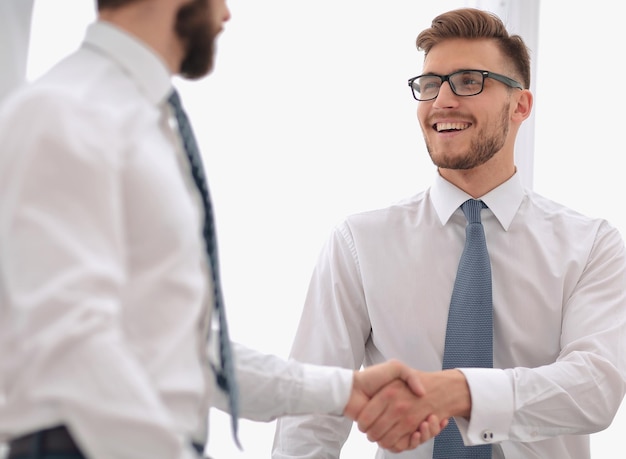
[416,8,531,89]
[97,0,144,10]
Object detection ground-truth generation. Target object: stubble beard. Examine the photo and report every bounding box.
[425,103,510,170]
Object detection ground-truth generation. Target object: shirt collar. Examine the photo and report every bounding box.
[83,21,173,106]
[430,170,525,231]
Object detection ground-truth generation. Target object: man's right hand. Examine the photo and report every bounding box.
[343,360,450,452]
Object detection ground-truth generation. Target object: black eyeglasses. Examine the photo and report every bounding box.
[407,69,523,101]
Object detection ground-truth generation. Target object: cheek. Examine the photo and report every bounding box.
[416,105,429,128]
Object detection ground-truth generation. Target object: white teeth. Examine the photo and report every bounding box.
[436,122,469,132]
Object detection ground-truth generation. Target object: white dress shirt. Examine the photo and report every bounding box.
[272,172,626,459]
[0,21,352,459]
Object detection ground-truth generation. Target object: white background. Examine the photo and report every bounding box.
[26,1,626,457]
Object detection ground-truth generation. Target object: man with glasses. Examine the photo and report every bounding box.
[273,7,626,459]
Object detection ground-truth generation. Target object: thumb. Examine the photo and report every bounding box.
[402,368,426,397]
[355,359,413,397]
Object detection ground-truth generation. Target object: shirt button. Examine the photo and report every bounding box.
[481,430,494,442]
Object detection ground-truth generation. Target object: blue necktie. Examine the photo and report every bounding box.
[168,89,241,448]
[432,199,492,459]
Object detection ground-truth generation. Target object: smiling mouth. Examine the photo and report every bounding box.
[434,122,470,132]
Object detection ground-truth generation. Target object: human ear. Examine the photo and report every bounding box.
[512,89,533,122]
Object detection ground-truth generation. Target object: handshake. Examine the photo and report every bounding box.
[344,360,470,453]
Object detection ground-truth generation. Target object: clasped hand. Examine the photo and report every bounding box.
[344,360,454,453]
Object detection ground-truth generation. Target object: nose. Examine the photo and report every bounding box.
[432,81,459,108]
[218,0,231,24]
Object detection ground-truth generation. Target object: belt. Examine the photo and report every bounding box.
[8,425,80,458]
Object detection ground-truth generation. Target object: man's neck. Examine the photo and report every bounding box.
[98,1,184,75]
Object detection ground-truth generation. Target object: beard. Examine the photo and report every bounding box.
[425,103,510,170]
[175,0,215,79]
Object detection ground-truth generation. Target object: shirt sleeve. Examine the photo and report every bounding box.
[272,222,371,458]
[457,221,626,446]
[0,90,195,459]
[211,342,353,421]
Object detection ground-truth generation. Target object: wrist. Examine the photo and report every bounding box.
[443,369,472,419]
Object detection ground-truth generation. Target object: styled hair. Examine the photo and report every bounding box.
[416,8,531,89]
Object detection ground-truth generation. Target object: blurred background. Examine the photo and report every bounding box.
[20,0,626,457]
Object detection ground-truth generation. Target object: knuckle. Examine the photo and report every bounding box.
[378,437,394,449]
[367,430,381,442]
[390,400,412,417]
[381,382,403,400]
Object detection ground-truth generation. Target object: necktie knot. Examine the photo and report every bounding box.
[461,199,486,224]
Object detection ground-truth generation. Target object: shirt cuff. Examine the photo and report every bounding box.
[455,368,513,446]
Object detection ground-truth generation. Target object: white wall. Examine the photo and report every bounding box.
[24,1,626,458]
